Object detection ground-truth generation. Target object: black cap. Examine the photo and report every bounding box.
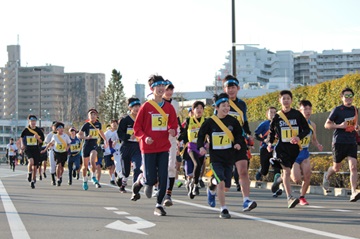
[27,114,37,120]
[54,122,65,129]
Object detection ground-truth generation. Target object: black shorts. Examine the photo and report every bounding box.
[332,143,357,163]
[274,143,300,169]
[176,155,182,163]
[40,151,47,162]
[210,162,233,188]
[104,155,114,168]
[232,145,248,163]
[82,143,98,158]
[54,151,68,167]
[25,148,41,166]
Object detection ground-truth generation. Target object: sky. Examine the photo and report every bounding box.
[1,0,360,97]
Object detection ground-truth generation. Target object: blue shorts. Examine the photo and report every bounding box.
[184,158,194,176]
[96,157,103,167]
[295,148,310,164]
[210,162,233,188]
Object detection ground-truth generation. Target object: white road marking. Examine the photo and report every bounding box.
[104,207,118,210]
[0,180,30,239]
[172,199,358,239]
[114,211,130,215]
[105,216,156,235]
[331,209,352,212]
[307,205,325,209]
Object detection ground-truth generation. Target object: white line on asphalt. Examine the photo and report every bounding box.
[331,209,352,212]
[0,180,30,239]
[172,198,358,239]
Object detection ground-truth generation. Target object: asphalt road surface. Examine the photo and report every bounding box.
[0,164,359,239]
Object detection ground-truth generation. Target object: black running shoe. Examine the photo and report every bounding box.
[220,209,231,219]
[154,206,166,216]
[119,185,126,193]
[116,177,123,187]
[31,181,35,189]
[27,173,32,182]
[72,170,76,178]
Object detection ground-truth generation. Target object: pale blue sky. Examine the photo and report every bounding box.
[1,0,359,96]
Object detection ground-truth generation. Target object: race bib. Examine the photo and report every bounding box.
[228,111,241,122]
[89,129,99,139]
[70,143,80,152]
[189,128,199,142]
[55,143,66,152]
[26,136,37,146]
[281,127,299,143]
[212,132,231,150]
[151,114,168,131]
[300,135,311,148]
[126,127,138,142]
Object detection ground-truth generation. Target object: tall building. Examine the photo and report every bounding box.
[0,45,105,124]
[135,83,145,103]
[219,46,294,86]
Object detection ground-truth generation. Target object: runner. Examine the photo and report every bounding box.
[77,109,108,190]
[131,75,178,216]
[254,106,283,197]
[222,75,257,211]
[323,87,360,202]
[267,90,310,208]
[290,100,323,205]
[104,123,117,187]
[67,127,81,185]
[118,99,142,193]
[198,93,245,219]
[182,100,206,199]
[41,122,71,187]
[38,128,47,180]
[20,115,45,189]
[6,138,18,172]
[44,121,58,185]
[162,80,181,206]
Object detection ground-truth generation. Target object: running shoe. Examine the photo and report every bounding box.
[95,183,102,188]
[350,192,360,202]
[144,185,153,198]
[59,177,62,184]
[82,181,88,191]
[272,188,283,198]
[243,200,257,212]
[288,196,299,208]
[154,206,166,216]
[76,172,79,180]
[188,181,195,199]
[271,173,282,193]
[68,181,72,185]
[255,171,262,181]
[116,177,123,187]
[39,175,42,181]
[30,181,35,189]
[207,188,216,207]
[176,181,183,188]
[119,185,126,193]
[130,193,141,201]
[43,172,47,178]
[110,180,116,186]
[72,170,76,178]
[236,184,241,192]
[299,197,309,205]
[27,173,32,182]
[193,184,200,196]
[163,195,173,207]
[199,179,205,188]
[57,180,61,187]
[51,180,56,186]
[322,172,330,191]
[219,209,231,219]
[91,176,98,185]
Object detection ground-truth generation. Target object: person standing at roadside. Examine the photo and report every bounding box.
[323,87,360,202]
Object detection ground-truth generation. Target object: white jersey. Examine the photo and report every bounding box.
[45,131,56,150]
[50,134,71,153]
[104,129,121,155]
[7,143,18,156]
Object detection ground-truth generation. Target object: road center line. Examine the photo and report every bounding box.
[0,179,30,239]
[172,198,358,239]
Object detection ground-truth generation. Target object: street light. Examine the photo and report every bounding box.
[33,68,42,127]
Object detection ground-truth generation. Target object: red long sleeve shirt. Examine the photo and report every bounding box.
[134,101,178,154]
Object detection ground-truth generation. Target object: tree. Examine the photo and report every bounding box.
[98,69,127,123]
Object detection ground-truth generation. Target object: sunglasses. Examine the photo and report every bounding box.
[344,94,354,98]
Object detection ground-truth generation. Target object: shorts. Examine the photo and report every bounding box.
[210,162,233,188]
[176,155,182,163]
[232,146,248,163]
[82,143,98,158]
[25,148,41,166]
[54,151,68,167]
[40,151,47,162]
[295,148,310,164]
[96,157,103,167]
[274,143,300,169]
[332,143,357,163]
[104,155,114,168]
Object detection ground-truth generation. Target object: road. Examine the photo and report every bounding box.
[0,164,359,239]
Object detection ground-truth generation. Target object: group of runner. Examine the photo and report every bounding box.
[14,74,360,219]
